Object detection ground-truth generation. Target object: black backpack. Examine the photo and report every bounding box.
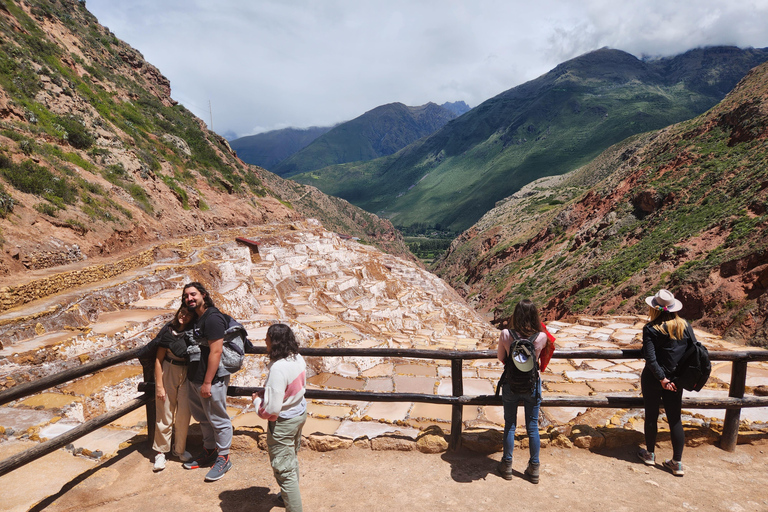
[672,325,711,392]
[496,330,540,396]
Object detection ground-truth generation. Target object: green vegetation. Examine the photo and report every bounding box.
[404,236,453,262]
[54,115,94,149]
[0,182,14,218]
[102,163,153,213]
[0,154,77,208]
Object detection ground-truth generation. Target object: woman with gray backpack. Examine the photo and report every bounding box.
[496,299,549,484]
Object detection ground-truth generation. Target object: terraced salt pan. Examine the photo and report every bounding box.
[565,370,640,381]
[129,288,181,309]
[19,392,82,409]
[90,309,171,336]
[685,389,768,423]
[61,365,143,396]
[711,361,768,387]
[436,378,493,396]
[0,407,57,431]
[365,402,411,421]
[364,378,393,392]
[394,375,437,394]
[0,330,78,356]
[335,420,421,440]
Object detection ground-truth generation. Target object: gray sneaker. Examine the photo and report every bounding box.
[205,455,232,482]
[182,448,217,470]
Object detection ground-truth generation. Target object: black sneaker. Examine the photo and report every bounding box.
[204,454,233,482]
[182,448,217,470]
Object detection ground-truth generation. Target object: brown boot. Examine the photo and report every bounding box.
[525,461,540,484]
[497,459,513,480]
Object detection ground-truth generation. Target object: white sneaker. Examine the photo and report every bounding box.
[174,451,192,462]
[153,453,166,472]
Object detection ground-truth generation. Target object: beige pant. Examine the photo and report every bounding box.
[152,360,191,455]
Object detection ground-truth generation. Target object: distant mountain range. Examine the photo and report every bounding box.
[231,101,470,176]
[433,59,768,344]
[289,46,768,232]
[230,126,333,170]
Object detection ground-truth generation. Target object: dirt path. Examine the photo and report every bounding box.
[25,440,768,512]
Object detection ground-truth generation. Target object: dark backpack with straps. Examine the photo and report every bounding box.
[672,325,711,392]
[496,330,540,395]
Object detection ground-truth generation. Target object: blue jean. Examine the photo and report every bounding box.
[501,379,541,464]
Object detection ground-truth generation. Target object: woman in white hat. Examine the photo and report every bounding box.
[637,289,694,476]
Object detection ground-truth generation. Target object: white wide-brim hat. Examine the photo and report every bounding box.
[645,289,683,312]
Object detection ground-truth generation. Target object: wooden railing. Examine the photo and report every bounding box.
[2,345,768,476]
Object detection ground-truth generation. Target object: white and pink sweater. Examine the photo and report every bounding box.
[257,354,307,421]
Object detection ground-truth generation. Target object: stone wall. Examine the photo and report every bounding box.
[0,250,155,312]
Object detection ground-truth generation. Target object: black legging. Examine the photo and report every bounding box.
[641,367,684,461]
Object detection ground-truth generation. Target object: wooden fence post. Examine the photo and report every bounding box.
[721,360,748,452]
[143,363,156,444]
[449,358,464,450]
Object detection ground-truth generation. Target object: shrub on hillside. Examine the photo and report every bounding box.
[55,115,94,150]
[0,183,14,218]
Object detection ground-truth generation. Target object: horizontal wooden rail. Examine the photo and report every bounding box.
[0,394,150,477]
[0,347,143,407]
[224,386,768,409]
[248,347,768,362]
[2,343,767,478]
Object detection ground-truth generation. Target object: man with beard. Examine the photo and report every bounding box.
[180,282,233,481]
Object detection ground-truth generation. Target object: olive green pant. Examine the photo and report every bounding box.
[267,411,307,512]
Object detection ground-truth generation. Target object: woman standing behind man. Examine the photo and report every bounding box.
[496,299,548,484]
[638,289,694,476]
[253,324,307,512]
[151,305,194,471]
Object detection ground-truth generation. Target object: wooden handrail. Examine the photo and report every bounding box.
[1,344,766,476]
[0,347,144,407]
[0,394,150,477]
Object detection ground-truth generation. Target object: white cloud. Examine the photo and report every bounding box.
[86,0,768,138]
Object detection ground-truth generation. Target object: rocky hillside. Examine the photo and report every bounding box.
[434,61,768,346]
[0,0,411,286]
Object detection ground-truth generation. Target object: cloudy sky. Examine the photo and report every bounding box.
[85,0,768,140]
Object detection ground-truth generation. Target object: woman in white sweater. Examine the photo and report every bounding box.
[254,324,307,512]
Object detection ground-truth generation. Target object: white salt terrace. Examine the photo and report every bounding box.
[1,224,767,461]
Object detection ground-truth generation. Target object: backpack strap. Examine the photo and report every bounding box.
[673,324,698,377]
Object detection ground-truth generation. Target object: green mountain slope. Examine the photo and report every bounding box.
[292,47,768,232]
[230,126,332,170]
[0,0,411,277]
[273,102,459,177]
[433,60,768,344]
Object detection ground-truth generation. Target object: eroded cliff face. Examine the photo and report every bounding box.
[0,0,410,288]
[434,63,768,346]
